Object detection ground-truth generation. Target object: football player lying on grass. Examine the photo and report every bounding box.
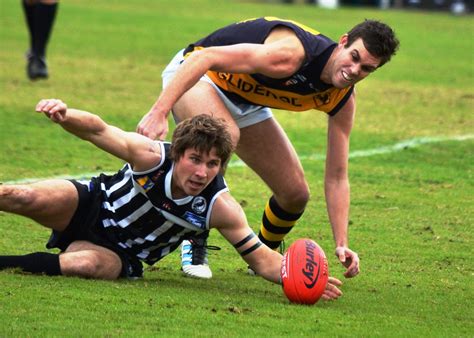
[0,99,342,301]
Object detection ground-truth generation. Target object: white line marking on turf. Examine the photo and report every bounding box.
[228,134,474,167]
[3,134,473,183]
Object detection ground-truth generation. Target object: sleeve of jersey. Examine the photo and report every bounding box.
[328,86,354,116]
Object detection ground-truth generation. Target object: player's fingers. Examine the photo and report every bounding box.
[40,98,60,113]
[335,247,347,263]
[35,99,50,112]
[326,281,343,296]
[51,111,64,123]
[157,129,168,141]
[48,99,65,112]
[136,121,145,134]
[344,267,359,278]
[321,294,333,301]
[145,129,158,140]
[49,101,67,115]
[321,294,331,301]
[137,123,156,140]
[137,114,152,134]
[322,287,342,300]
[344,265,360,278]
[327,283,342,295]
[328,276,343,286]
[344,252,360,277]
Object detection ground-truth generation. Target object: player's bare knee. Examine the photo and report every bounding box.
[62,253,98,278]
[82,252,120,280]
[276,182,310,212]
[289,187,310,210]
[228,124,240,147]
[62,251,119,280]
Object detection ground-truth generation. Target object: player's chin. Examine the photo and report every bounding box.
[334,73,356,88]
[186,182,206,195]
[334,79,353,89]
[186,189,203,196]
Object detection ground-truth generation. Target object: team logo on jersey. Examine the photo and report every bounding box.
[136,176,155,192]
[313,93,330,106]
[183,211,207,229]
[152,170,165,181]
[161,201,172,211]
[191,196,207,214]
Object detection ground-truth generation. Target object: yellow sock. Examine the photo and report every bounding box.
[258,196,303,250]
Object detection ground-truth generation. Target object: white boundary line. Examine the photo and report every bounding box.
[3,134,473,184]
[227,134,474,167]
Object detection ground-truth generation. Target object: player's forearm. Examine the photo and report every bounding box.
[59,109,136,163]
[251,249,283,285]
[325,178,350,248]
[150,51,211,116]
[59,109,106,141]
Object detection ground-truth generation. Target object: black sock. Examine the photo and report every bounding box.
[33,3,58,57]
[22,0,36,51]
[0,252,62,276]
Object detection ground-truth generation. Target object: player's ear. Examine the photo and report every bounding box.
[339,34,349,46]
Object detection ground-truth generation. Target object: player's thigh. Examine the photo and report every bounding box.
[236,118,309,208]
[8,179,78,231]
[172,81,240,144]
[61,241,122,280]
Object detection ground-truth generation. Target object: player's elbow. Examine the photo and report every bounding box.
[325,171,350,192]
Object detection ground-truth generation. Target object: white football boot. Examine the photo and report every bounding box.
[181,237,212,279]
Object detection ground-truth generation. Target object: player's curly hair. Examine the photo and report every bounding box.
[170,114,234,172]
[346,19,400,67]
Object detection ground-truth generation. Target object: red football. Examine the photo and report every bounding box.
[280,238,329,305]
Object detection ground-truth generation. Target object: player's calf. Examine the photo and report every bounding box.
[0,252,61,275]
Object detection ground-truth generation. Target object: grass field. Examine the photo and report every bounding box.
[1,0,473,336]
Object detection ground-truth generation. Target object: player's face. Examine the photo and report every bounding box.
[329,36,381,89]
[172,148,222,198]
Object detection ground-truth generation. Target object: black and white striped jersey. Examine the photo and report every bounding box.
[92,142,228,265]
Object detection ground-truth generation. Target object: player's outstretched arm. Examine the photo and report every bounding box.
[36,99,162,170]
[211,193,283,284]
[325,94,360,278]
[138,28,305,140]
[212,193,343,300]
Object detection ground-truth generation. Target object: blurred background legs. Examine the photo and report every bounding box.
[22,0,59,80]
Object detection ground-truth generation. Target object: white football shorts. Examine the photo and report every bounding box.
[162,49,273,128]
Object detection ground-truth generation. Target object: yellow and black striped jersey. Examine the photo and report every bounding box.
[183,17,353,115]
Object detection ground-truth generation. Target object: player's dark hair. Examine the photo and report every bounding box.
[346,19,399,67]
[170,114,234,172]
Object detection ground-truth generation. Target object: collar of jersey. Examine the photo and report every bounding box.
[165,163,194,205]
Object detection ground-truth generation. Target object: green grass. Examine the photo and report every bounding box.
[1,0,473,336]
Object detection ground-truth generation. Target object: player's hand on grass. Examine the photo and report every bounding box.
[137,108,169,141]
[321,276,343,301]
[335,246,360,278]
[36,98,67,123]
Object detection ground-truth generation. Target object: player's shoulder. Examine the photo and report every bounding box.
[209,192,246,230]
